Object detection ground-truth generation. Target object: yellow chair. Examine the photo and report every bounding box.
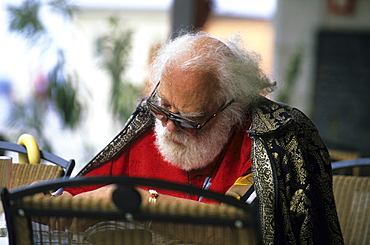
[0,134,75,189]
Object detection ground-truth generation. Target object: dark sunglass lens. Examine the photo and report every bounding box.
[177,121,194,129]
[174,120,197,135]
[150,106,168,122]
[149,102,198,135]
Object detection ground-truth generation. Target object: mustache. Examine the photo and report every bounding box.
[153,113,237,171]
[157,123,189,145]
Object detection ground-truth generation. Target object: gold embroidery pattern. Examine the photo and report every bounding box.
[250,97,343,244]
[251,137,275,243]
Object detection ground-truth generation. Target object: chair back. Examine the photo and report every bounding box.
[1,176,261,245]
[332,175,370,245]
[11,163,64,189]
[0,140,75,178]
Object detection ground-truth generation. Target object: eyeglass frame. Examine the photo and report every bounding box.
[147,81,235,135]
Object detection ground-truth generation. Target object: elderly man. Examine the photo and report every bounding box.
[64,32,343,244]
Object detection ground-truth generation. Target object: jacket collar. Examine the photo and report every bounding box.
[248,97,293,136]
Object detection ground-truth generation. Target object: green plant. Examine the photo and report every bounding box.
[95,16,140,124]
[8,0,76,43]
[6,0,83,149]
[276,46,304,104]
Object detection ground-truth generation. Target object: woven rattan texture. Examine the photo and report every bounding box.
[14,194,256,244]
[333,175,370,245]
[11,163,63,189]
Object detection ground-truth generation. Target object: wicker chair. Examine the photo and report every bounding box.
[0,140,75,189]
[332,159,370,245]
[1,176,260,245]
[11,163,66,189]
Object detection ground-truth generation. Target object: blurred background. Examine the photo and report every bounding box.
[0,0,369,175]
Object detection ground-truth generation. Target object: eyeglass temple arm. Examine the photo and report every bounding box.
[197,99,235,129]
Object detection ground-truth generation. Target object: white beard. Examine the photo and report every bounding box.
[154,114,235,171]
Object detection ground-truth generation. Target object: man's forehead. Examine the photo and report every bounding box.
[158,75,217,115]
[161,69,217,92]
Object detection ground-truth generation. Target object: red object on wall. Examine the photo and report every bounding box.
[327,0,357,16]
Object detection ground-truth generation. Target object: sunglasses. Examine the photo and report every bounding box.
[147,81,235,135]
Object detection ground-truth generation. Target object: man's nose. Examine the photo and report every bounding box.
[163,119,178,133]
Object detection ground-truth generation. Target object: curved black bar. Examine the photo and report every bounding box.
[0,141,26,154]
[7,176,251,212]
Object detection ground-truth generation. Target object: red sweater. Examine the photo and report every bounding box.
[66,125,251,203]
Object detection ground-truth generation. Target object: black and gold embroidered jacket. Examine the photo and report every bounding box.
[78,96,344,245]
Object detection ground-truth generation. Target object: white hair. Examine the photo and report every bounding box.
[149,31,276,128]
